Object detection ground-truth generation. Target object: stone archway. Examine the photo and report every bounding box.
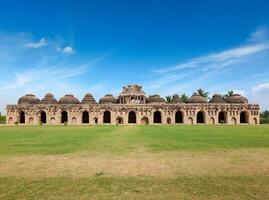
[175,111,183,123]
[8,117,13,124]
[116,117,123,124]
[196,111,205,124]
[94,117,98,124]
[231,117,237,125]
[61,111,68,123]
[29,117,34,124]
[50,117,55,124]
[128,111,136,124]
[153,111,162,123]
[141,117,149,125]
[209,117,215,125]
[253,118,258,125]
[188,117,193,124]
[41,111,46,124]
[82,111,89,124]
[167,117,171,124]
[20,111,25,124]
[103,111,111,123]
[240,111,248,124]
[218,111,227,124]
[72,117,77,125]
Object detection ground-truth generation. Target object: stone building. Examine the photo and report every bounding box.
[6,85,259,125]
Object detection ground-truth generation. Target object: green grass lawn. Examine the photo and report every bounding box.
[0,125,269,199]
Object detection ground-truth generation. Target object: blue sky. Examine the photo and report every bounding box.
[1,0,269,113]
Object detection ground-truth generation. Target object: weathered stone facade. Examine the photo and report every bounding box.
[6,85,260,125]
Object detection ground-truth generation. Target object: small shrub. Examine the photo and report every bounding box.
[15,121,19,126]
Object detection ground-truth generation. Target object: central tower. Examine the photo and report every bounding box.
[119,84,146,104]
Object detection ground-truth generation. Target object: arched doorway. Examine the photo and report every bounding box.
[175,111,183,123]
[218,111,227,124]
[128,111,136,124]
[188,117,193,124]
[82,111,89,124]
[196,111,205,124]
[29,117,34,124]
[253,118,257,125]
[20,111,25,124]
[50,117,55,124]
[141,117,149,125]
[167,117,171,124]
[41,111,46,124]
[153,111,162,123]
[94,117,98,124]
[103,111,111,123]
[231,117,237,125]
[72,117,77,125]
[116,117,123,124]
[209,117,215,124]
[240,111,248,124]
[61,111,68,123]
[8,117,13,124]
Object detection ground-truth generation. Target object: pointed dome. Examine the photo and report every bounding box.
[147,94,166,103]
[171,94,182,103]
[81,93,97,104]
[187,93,207,103]
[18,94,40,104]
[99,94,117,104]
[40,93,57,104]
[209,94,226,103]
[226,94,248,104]
[58,94,80,104]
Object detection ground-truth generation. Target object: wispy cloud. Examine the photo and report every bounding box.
[56,46,76,54]
[26,38,47,48]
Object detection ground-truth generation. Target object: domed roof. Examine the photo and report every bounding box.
[18,94,40,104]
[147,94,166,103]
[226,94,248,104]
[171,94,182,103]
[58,94,80,104]
[209,94,226,103]
[81,93,97,104]
[40,93,57,104]
[187,93,208,103]
[99,94,117,104]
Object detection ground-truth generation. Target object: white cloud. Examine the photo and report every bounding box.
[248,27,268,42]
[26,38,47,48]
[57,46,76,54]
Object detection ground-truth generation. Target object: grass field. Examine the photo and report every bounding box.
[0,125,269,199]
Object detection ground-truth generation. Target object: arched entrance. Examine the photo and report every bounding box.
[188,117,193,124]
[218,111,227,124]
[20,111,25,124]
[8,117,13,124]
[175,111,183,123]
[103,111,111,123]
[29,117,34,124]
[240,111,248,124]
[196,111,205,124]
[50,117,55,124]
[153,111,162,123]
[41,111,46,124]
[116,117,123,124]
[94,117,98,124]
[253,118,257,125]
[167,117,171,124]
[209,117,215,124]
[128,111,136,124]
[61,111,68,123]
[82,111,89,124]
[72,117,77,125]
[231,117,237,125]
[141,117,149,125]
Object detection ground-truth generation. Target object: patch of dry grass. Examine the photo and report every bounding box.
[1,149,268,178]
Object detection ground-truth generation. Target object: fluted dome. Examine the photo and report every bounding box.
[18,94,40,104]
[187,93,207,103]
[81,93,97,104]
[226,94,248,104]
[99,94,117,104]
[171,94,182,103]
[147,94,166,103]
[58,94,80,104]
[209,94,226,103]
[40,93,57,104]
